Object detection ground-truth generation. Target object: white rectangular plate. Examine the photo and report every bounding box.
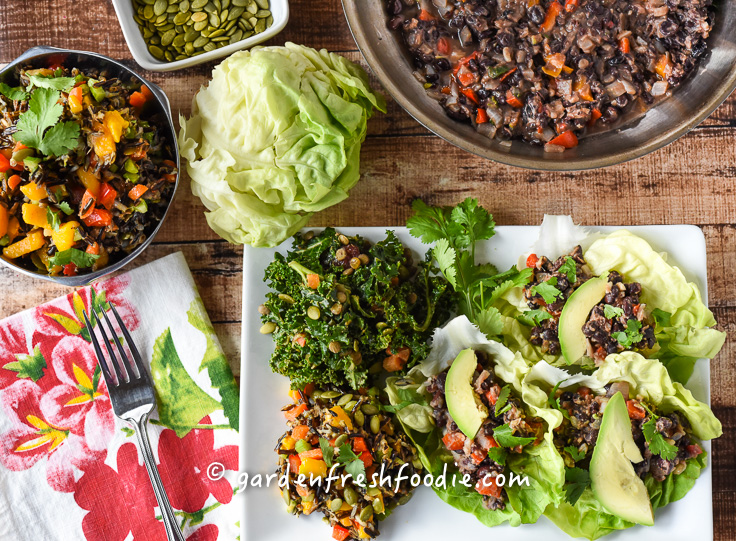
[240,225,712,541]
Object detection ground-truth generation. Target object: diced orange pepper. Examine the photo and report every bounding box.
[352,437,369,453]
[619,37,630,54]
[627,400,646,420]
[21,203,50,229]
[284,403,308,422]
[68,85,84,114]
[51,221,79,252]
[0,153,10,173]
[306,273,320,289]
[0,204,7,239]
[589,108,602,126]
[655,54,673,79]
[292,425,310,441]
[442,431,466,451]
[128,184,148,201]
[129,91,147,108]
[63,263,78,276]
[20,181,47,201]
[86,241,100,255]
[103,110,130,143]
[6,217,19,242]
[76,167,101,198]
[329,406,354,430]
[299,449,323,461]
[541,1,563,32]
[141,85,155,101]
[418,8,434,21]
[475,476,502,498]
[3,230,45,259]
[90,128,116,162]
[359,451,373,468]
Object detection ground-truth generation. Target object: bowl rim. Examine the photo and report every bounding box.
[110,0,290,72]
[341,0,736,171]
[0,45,180,287]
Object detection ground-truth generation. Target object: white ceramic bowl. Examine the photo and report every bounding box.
[111,0,289,71]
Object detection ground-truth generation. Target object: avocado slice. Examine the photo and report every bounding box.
[590,392,654,526]
[445,348,488,439]
[559,275,608,364]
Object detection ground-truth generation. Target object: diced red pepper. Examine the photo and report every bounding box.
[7,175,22,191]
[526,253,539,267]
[129,91,147,108]
[541,1,563,32]
[83,208,112,228]
[128,184,148,201]
[619,37,630,54]
[437,37,451,55]
[418,8,434,21]
[627,400,646,420]
[442,431,466,451]
[470,448,487,464]
[359,451,374,468]
[686,444,703,457]
[475,476,503,498]
[292,425,310,440]
[332,525,350,541]
[476,108,489,124]
[299,449,323,460]
[0,153,10,173]
[294,335,307,347]
[589,108,602,126]
[499,67,517,82]
[86,242,100,256]
[456,66,476,87]
[506,90,523,108]
[485,383,501,405]
[284,403,308,422]
[79,190,96,220]
[352,437,369,454]
[288,454,301,473]
[578,386,591,397]
[98,183,117,211]
[63,263,78,276]
[548,130,579,148]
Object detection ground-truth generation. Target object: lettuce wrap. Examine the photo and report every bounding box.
[385,316,564,527]
[521,351,721,540]
[496,216,724,383]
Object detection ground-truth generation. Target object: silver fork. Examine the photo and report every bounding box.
[83,303,186,541]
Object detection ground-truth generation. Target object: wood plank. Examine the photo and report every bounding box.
[713,407,736,541]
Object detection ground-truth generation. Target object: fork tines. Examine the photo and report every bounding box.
[83,303,147,387]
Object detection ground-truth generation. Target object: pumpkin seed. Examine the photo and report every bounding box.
[143,5,155,18]
[370,415,380,434]
[192,0,207,7]
[220,8,229,21]
[321,390,341,399]
[362,404,379,415]
[246,2,257,13]
[359,506,373,521]
[330,499,343,512]
[307,306,320,320]
[193,19,208,30]
[372,498,384,513]
[155,14,168,24]
[203,41,217,51]
[282,488,291,505]
[166,5,179,13]
[164,49,174,61]
[173,33,186,47]
[259,322,276,334]
[222,0,230,7]
[224,18,237,30]
[204,1,217,13]
[255,0,268,7]
[254,18,265,32]
[184,28,198,41]
[160,29,176,45]
[211,35,229,42]
[153,0,168,15]
[210,27,225,37]
[232,0,249,5]
[201,27,212,37]
[345,400,357,412]
[185,41,195,54]
[255,9,269,17]
[148,44,165,59]
[343,486,358,506]
[337,394,353,407]
[334,434,348,447]
[209,12,220,26]
[179,0,190,10]
[173,11,190,24]
[230,28,242,40]
[191,10,207,21]
[213,0,221,8]
[193,35,209,47]
[354,410,365,427]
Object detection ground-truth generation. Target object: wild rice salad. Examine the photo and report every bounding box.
[387,0,714,150]
[524,246,656,363]
[0,65,176,276]
[426,349,544,510]
[277,385,421,540]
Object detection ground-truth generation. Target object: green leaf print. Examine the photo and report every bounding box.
[187,297,239,431]
[3,345,47,381]
[150,328,221,437]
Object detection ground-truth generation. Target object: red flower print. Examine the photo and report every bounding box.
[187,524,219,541]
[158,419,239,513]
[75,442,166,541]
[0,379,103,492]
[39,335,114,451]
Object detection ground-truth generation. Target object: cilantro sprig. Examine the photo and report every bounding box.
[48,248,99,269]
[613,319,643,348]
[494,385,512,416]
[603,304,624,319]
[531,276,563,303]
[492,423,535,448]
[564,467,590,505]
[516,308,553,327]
[559,256,577,283]
[13,86,80,157]
[336,442,366,480]
[407,198,531,335]
[548,381,571,420]
[0,82,28,101]
[640,406,678,461]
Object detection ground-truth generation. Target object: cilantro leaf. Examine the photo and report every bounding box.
[486,447,507,465]
[559,256,577,283]
[449,198,495,249]
[492,423,535,448]
[48,248,99,269]
[494,385,512,416]
[613,319,643,348]
[532,277,562,303]
[564,467,590,505]
[432,238,457,288]
[642,417,678,460]
[57,201,74,215]
[14,87,63,150]
[475,306,504,337]
[38,120,80,157]
[337,443,366,480]
[564,445,586,462]
[604,304,624,319]
[517,309,552,327]
[2,345,47,381]
[407,199,459,244]
[0,82,28,101]
[652,308,672,328]
[27,74,76,92]
[46,208,61,231]
[319,437,335,467]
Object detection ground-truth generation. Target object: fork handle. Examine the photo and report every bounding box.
[133,418,187,541]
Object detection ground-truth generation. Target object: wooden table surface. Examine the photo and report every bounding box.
[0,0,734,537]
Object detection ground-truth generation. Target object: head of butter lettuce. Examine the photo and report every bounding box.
[178,43,386,247]
[521,352,721,540]
[385,316,565,528]
[494,216,725,383]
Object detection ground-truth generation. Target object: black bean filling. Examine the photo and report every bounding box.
[387,0,714,146]
[524,246,656,363]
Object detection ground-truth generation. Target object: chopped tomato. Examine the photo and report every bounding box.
[578,386,591,397]
[506,90,523,108]
[619,37,630,54]
[526,253,539,267]
[332,525,350,541]
[294,335,307,347]
[0,153,10,173]
[79,190,96,220]
[485,383,501,405]
[299,449,323,460]
[288,454,302,473]
[83,208,112,228]
[626,400,646,420]
[352,437,369,453]
[460,88,479,104]
[284,403,308,422]
[589,108,602,126]
[292,425,310,440]
[98,183,118,210]
[306,273,320,289]
[476,108,489,124]
[128,184,148,201]
[475,476,503,498]
[63,263,78,276]
[359,451,374,468]
[437,37,450,55]
[548,130,578,148]
[456,66,477,87]
[686,444,703,457]
[470,448,487,464]
[442,431,466,451]
[541,1,563,32]
[129,91,147,108]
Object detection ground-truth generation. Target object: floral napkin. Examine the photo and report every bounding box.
[0,252,241,541]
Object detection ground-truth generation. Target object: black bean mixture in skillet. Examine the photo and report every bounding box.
[426,349,544,510]
[551,381,704,481]
[386,0,714,150]
[524,246,655,363]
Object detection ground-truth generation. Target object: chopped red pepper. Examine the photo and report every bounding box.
[476,108,489,124]
[470,448,487,464]
[437,37,451,55]
[288,454,301,473]
[541,1,563,33]
[418,8,434,21]
[0,153,10,173]
[299,449,323,460]
[548,130,579,148]
[485,383,501,405]
[294,335,307,347]
[453,51,479,75]
[63,263,78,276]
[499,67,517,82]
[79,190,96,220]
[352,437,369,453]
[564,0,578,11]
[128,184,149,201]
[284,403,308,422]
[86,242,101,256]
[359,451,374,468]
[456,66,477,87]
[686,444,703,457]
[332,525,350,541]
[83,208,112,228]
[589,108,602,126]
[292,425,310,440]
[475,476,503,498]
[506,90,523,108]
[98,182,118,211]
[627,400,646,420]
[526,253,539,267]
[619,37,630,54]
[442,431,466,451]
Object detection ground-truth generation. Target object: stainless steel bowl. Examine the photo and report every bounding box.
[342,1,736,171]
[0,46,179,287]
